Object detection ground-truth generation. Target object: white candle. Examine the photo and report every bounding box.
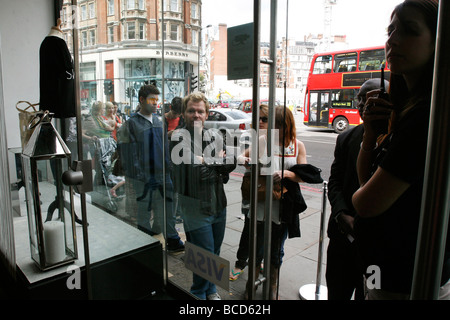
[43,221,66,265]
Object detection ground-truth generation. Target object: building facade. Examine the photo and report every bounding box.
[204,25,347,107]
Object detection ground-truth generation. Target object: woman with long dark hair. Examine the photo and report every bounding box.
[239,105,308,299]
[352,0,449,299]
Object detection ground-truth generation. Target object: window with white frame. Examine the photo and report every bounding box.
[192,30,198,46]
[107,0,114,16]
[191,3,197,18]
[81,4,87,20]
[89,2,95,19]
[139,23,145,40]
[127,22,136,39]
[89,29,96,45]
[127,0,135,9]
[123,21,145,40]
[81,31,87,47]
[126,0,144,10]
[108,26,114,43]
[170,24,178,41]
[170,0,179,12]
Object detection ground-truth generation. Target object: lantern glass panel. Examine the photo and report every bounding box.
[22,156,40,262]
[22,154,77,270]
[21,112,78,271]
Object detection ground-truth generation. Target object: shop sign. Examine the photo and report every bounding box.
[184,241,230,291]
[155,50,189,58]
[227,23,254,80]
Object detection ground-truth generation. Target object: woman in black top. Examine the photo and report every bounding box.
[352,0,449,299]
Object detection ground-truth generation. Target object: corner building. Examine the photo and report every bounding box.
[61,0,202,109]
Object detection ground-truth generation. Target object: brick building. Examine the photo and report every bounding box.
[61,0,202,109]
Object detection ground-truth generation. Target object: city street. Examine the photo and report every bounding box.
[165,111,340,300]
[295,112,337,183]
[230,112,338,186]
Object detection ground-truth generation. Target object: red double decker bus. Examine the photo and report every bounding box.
[303,46,390,133]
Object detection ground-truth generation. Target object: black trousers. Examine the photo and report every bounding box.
[325,234,365,300]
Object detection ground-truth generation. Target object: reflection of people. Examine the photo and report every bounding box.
[230,104,269,281]
[239,106,309,300]
[326,79,387,300]
[352,0,450,300]
[112,101,123,126]
[104,101,120,141]
[170,92,236,300]
[165,96,184,138]
[81,101,115,162]
[119,84,184,252]
[85,101,114,139]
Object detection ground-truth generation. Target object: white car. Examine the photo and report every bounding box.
[204,109,252,146]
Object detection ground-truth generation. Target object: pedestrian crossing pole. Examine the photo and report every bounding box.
[299,181,328,300]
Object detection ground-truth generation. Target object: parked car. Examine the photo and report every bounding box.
[215,100,229,108]
[208,100,218,108]
[204,109,252,146]
[237,99,281,113]
[228,100,241,109]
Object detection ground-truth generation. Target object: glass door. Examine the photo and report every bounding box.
[309,91,330,127]
[68,0,285,301]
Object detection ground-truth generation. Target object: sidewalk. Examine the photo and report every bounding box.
[166,111,332,300]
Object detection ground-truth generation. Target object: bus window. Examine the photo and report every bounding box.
[312,55,332,74]
[359,49,386,71]
[334,52,357,73]
[309,93,318,122]
[331,89,358,109]
[308,91,330,125]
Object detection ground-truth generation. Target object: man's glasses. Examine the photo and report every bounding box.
[147,97,159,104]
[260,116,268,123]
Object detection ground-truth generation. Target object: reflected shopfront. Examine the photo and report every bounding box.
[63,0,264,300]
[60,0,287,301]
[1,0,293,301]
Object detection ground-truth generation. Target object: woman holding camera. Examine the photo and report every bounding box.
[352,0,449,299]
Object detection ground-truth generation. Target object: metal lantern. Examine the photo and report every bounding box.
[21,111,78,271]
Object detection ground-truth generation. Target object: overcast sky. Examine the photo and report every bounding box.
[202,0,403,48]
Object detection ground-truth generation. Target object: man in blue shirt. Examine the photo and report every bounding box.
[119,84,184,252]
